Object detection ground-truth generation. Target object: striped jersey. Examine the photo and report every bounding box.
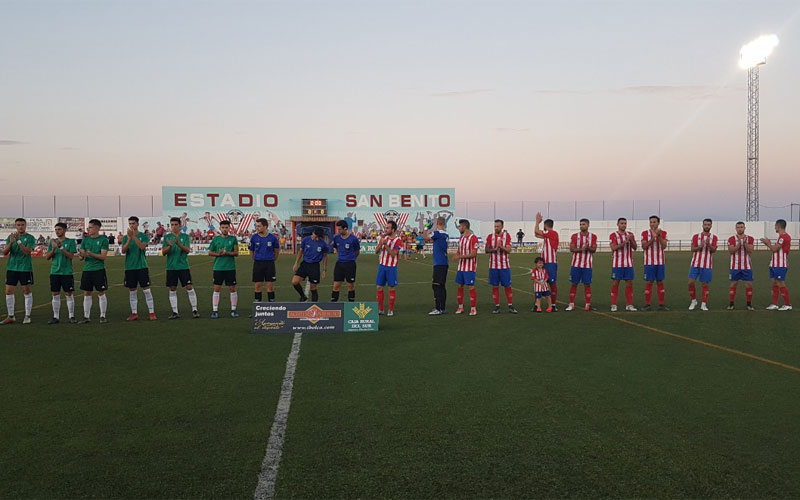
[378,235,403,267]
[458,232,480,272]
[531,268,550,292]
[728,235,754,270]
[641,229,668,266]
[540,229,559,263]
[690,233,718,269]
[610,231,636,268]
[570,232,597,268]
[486,232,511,269]
[770,233,791,268]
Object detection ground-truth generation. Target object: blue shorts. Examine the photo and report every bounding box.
[544,263,558,283]
[730,269,753,282]
[769,267,788,281]
[375,264,398,287]
[570,267,593,284]
[688,266,712,283]
[643,265,665,282]
[535,291,551,299]
[488,268,511,287]
[455,270,476,286]
[611,267,635,281]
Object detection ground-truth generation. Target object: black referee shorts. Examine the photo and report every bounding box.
[252,260,277,282]
[295,261,321,284]
[333,260,357,283]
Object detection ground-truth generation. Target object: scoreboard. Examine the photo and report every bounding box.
[302,198,327,216]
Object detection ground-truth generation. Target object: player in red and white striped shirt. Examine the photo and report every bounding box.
[727,222,755,310]
[454,219,480,315]
[530,257,552,312]
[375,220,403,316]
[688,218,718,311]
[534,212,560,311]
[567,218,597,311]
[609,217,638,312]
[486,219,517,314]
[761,219,792,310]
[641,215,668,310]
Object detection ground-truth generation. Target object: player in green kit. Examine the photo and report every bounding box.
[122,216,156,321]
[45,222,78,324]
[162,216,199,319]
[78,219,109,323]
[208,220,239,318]
[2,218,36,324]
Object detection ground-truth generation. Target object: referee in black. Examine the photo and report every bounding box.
[330,220,361,301]
[249,218,280,306]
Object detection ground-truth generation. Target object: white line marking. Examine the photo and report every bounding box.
[254,332,303,500]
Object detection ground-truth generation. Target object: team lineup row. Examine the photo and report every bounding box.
[0,213,793,324]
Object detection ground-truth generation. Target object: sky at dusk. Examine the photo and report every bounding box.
[1,0,799,220]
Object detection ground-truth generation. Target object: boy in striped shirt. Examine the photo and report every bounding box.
[641,215,669,311]
[727,221,754,310]
[761,219,792,311]
[609,217,637,312]
[531,257,552,312]
[567,218,597,311]
[688,218,717,311]
[454,219,480,316]
[375,220,403,316]
[486,219,517,314]
[534,212,559,311]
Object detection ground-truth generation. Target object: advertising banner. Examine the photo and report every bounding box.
[93,217,120,233]
[58,217,85,233]
[251,302,380,334]
[25,218,57,234]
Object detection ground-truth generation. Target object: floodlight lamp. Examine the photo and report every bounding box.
[739,34,779,69]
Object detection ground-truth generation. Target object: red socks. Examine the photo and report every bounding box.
[569,284,577,304]
[745,287,753,303]
[729,286,737,302]
[492,287,500,306]
[688,283,696,300]
[388,290,396,311]
[504,287,513,305]
[584,285,592,305]
[457,287,464,307]
[656,282,665,305]
[469,288,477,308]
[772,285,780,305]
[550,283,558,304]
[611,283,619,306]
[781,286,791,306]
[377,289,385,311]
[625,284,633,306]
[701,284,709,303]
[644,282,653,305]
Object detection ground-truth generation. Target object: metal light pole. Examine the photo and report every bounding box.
[740,35,779,222]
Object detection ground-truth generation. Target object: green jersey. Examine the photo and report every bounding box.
[209,234,238,271]
[122,232,149,270]
[81,235,109,271]
[48,238,77,275]
[6,233,36,272]
[163,232,190,271]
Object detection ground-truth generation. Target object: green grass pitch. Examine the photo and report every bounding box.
[1,250,798,498]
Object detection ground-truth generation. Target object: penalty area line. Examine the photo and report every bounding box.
[254,331,303,500]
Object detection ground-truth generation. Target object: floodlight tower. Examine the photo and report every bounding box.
[739,34,779,222]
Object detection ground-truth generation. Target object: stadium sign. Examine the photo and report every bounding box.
[162,187,456,236]
[251,301,380,334]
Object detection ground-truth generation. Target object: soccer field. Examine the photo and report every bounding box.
[1,251,798,498]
